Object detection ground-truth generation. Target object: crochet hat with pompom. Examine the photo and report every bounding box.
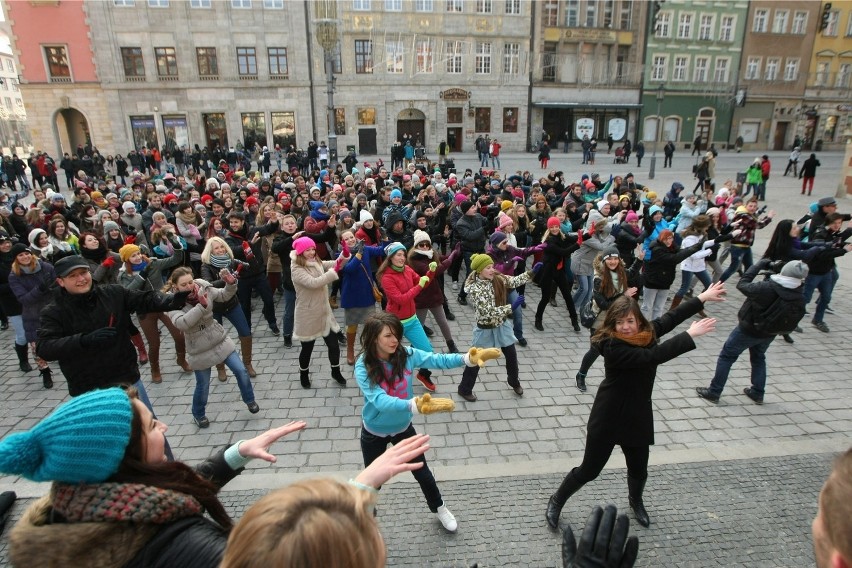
[412,230,431,248]
[0,388,132,483]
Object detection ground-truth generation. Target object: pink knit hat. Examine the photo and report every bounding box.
[293,237,316,256]
[625,210,638,222]
[498,212,514,230]
[454,193,468,205]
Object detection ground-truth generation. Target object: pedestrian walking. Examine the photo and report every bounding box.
[784,147,801,177]
[663,140,675,168]
[800,153,821,196]
[635,142,645,168]
[538,141,551,169]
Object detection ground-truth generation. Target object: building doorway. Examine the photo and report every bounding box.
[694,108,715,151]
[447,127,463,152]
[54,107,91,155]
[773,122,788,151]
[203,112,228,152]
[396,108,426,147]
[358,128,377,155]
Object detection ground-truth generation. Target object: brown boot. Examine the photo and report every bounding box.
[150,361,162,384]
[216,363,228,382]
[329,295,339,309]
[130,333,148,365]
[669,295,683,311]
[240,335,257,377]
[346,330,357,366]
[176,352,192,373]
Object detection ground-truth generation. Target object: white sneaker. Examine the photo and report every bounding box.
[436,504,457,532]
[451,281,459,291]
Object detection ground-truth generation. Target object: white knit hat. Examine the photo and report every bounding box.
[412,229,431,247]
[359,210,374,223]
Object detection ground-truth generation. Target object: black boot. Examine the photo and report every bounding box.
[571,315,580,332]
[628,475,651,527]
[40,368,53,389]
[575,371,587,392]
[331,365,346,385]
[534,317,544,331]
[15,343,32,372]
[336,330,346,345]
[299,368,311,388]
[546,469,584,530]
[446,340,460,353]
[283,334,292,348]
[443,304,456,321]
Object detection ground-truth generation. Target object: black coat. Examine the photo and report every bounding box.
[735,261,804,338]
[536,231,579,283]
[0,251,23,317]
[36,284,182,396]
[589,298,701,447]
[642,239,703,289]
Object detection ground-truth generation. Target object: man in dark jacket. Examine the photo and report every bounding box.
[453,200,487,304]
[803,213,852,332]
[696,259,808,405]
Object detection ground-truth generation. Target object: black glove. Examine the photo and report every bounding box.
[0,490,16,536]
[80,327,118,348]
[563,505,639,568]
[768,259,785,273]
[167,290,191,310]
[140,266,151,279]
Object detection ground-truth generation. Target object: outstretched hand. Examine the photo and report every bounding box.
[697,281,726,303]
[686,318,717,338]
[354,434,430,489]
[562,504,639,568]
[237,420,307,463]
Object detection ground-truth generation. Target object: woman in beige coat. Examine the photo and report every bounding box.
[165,267,259,428]
[291,236,350,388]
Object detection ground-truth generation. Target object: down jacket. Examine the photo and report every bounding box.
[167,279,237,369]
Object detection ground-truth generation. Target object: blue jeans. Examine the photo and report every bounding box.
[237,274,276,328]
[756,182,767,200]
[133,378,174,460]
[708,325,775,397]
[192,351,255,419]
[457,251,474,298]
[743,183,757,197]
[675,269,711,298]
[9,315,26,345]
[281,287,296,337]
[507,289,524,339]
[802,272,834,324]
[573,274,594,313]
[720,246,753,282]
[213,303,251,337]
[490,156,501,169]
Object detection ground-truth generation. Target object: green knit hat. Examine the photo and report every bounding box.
[0,388,133,483]
[470,253,494,274]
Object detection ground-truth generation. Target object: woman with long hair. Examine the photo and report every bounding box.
[46,216,79,260]
[0,386,306,566]
[206,216,226,239]
[175,201,205,276]
[290,236,350,388]
[546,284,725,531]
[571,218,614,322]
[670,214,725,312]
[575,246,643,392]
[7,244,55,388]
[339,229,385,365]
[408,230,460,353]
[164,267,259,428]
[0,235,32,374]
[355,312,498,533]
[535,217,582,332]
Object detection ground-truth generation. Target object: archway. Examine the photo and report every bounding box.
[396,108,426,147]
[55,107,91,155]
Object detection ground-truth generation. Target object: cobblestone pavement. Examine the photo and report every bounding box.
[0,149,850,566]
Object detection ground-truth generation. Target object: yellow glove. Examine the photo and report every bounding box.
[413,393,455,415]
[428,261,438,272]
[464,347,502,367]
[418,275,430,288]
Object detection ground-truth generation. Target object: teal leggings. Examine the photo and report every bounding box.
[401,315,433,352]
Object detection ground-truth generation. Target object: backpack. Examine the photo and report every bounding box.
[753,292,806,335]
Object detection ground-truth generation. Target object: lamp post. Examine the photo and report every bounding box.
[315,1,339,165]
[648,84,665,180]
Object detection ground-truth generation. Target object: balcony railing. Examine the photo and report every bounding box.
[158,75,180,81]
[125,76,146,82]
[238,74,258,80]
[49,76,72,83]
[199,74,219,81]
[269,74,289,80]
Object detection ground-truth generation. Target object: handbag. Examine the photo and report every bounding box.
[357,254,383,303]
[580,300,598,329]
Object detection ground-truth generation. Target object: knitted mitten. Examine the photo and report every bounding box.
[413,394,455,415]
[464,347,502,367]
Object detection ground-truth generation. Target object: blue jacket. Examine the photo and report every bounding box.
[340,245,385,309]
[356,347,464,435]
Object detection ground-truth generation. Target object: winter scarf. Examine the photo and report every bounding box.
[80,244,108,263]
[309,201,330,222]
[209,253,231,269]
[53,482,202,524]
[613,330,654,347]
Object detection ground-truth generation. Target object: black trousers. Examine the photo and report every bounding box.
[536,269,577,321]
[459,344,519,394]
[298,333,340,369]
[574,437,649,483]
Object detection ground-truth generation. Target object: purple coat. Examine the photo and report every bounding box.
[8,261,56,342]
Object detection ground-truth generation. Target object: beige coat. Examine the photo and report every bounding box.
[290,252,339,341]
[167,279,237,369]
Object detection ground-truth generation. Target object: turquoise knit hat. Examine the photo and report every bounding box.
[385,242,406,257]
[0,388,133,483]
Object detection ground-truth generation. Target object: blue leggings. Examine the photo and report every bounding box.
[402,315,433,352]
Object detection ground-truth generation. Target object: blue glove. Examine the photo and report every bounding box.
[511,295,525,311]
[532,262,544,274]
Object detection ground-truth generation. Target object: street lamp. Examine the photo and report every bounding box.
[648,84,665,180]
[315,1,339,165]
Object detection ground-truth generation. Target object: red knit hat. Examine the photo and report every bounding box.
[547,217,561,228]
[244,196,259,208]
[162,193,177,205]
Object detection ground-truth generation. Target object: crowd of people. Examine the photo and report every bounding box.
[0,141,850,566]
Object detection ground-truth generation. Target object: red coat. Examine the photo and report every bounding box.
[380,265,434,320]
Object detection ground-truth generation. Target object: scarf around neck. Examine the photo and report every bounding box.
[209,253,232,269]
[612,329,654,347]
[53,482,203,524]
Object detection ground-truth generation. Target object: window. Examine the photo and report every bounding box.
[447,108,463,123]
[651,55,667,81]
[698,14,713,40]
[603,0,613,27]
[190,0,211,7]
[656,12,672,38]
[241,113,267,148]
[4,97,12,111]
[236,47,257,76]
[505,0,520,15]
[745,57,761,80]
[753,9,768,32]
[263,0,283,7]
[784,58,799,81]
[719,15,735,41]
[271,111,296,149]
[693,56,709,82]
[231,0,251,8]
[10,78,19,91]
[268,47,288,77]
[677,13,693,39]
[113,0,135,5]
[155,47,178,78]
[585,0,597,27]
[502,107,518,132]
[355,40,373,74]
[847,12,852,36]
[543,0,558,26]
[385,0,401,10]
[121,47,145,78]
[475,42,492,74]
[446,0,462,12]
[765,57,780,81]
[196,47,218,76]
[5,59,14,73]
[672,55,688,81]
[335,108,345,135]
[358,108,376,125]
[713,58,729,83]
[445,41,462,73]
[823,10,839,36]
[385,40,403,74]
[474,107,490,133]
[566,0,579,26]
[789,11,807,34]
[836,63,851,88]
[476,0,491,14]
[619,0,632,29]
[415,39,434,74]
[503,42,520,75]
[542,46,557,82]
[353,0,371,10]
[415,0,433,11]
[148,0,168,6]
[772,10,788,33]
[815,62,830,86]
[43,46,71,81]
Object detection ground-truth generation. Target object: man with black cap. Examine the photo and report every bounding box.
[36,255,190,406]
[696,258,809,405]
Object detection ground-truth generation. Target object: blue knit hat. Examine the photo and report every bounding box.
[0,388,133,483]
[390,189,402,200]
[384,242,406,257]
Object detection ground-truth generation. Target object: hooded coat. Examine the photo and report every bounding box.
[167,280,238,369]
[290,253,340,341]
